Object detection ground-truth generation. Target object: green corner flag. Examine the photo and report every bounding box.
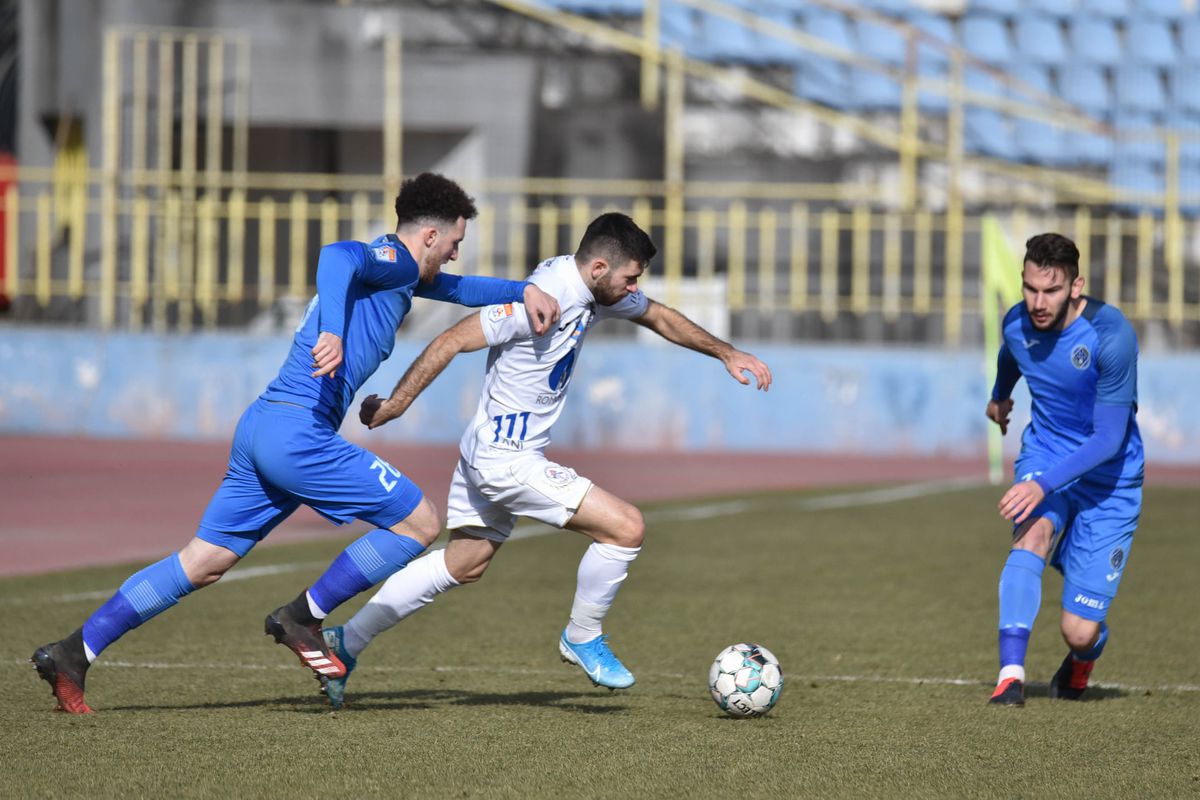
[981,216,1023,485]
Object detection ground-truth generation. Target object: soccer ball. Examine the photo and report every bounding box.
[708,642,783,718]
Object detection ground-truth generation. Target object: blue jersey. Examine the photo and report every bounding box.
[261,234,528,429]
[993,298,1144,489]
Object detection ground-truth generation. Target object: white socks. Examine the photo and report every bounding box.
[565,542,641,644]
[998,664,1026,683]
[342,548,460,658]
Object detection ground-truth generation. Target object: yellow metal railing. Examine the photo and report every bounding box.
[4,170,1199,337]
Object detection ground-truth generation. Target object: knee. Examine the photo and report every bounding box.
[615,505,645,549]
[404,499,443,547]
[1061,619,1101,652]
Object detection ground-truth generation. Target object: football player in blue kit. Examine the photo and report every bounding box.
[986,233,1143,706]
[30,173,560,713]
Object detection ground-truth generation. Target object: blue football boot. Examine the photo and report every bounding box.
[558,630,635,690]
[320,626,357,710]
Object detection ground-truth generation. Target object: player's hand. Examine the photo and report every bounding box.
[723,349,772,391]
[986,397,1014,435]
[999,479,1045,525]
[359,393,403,429]
[311,332,344,379]
[523,284,561,336]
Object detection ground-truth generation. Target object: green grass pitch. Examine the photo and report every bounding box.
[3,484,1198,798]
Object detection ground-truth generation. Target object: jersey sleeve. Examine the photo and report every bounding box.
[991,343,1022,402]
[479,302,532,346]
[415,273,529,307]
[1094,317,1138,407]
[594,289,650,320]
[313,242,366,337]
[1033,403,1132,494]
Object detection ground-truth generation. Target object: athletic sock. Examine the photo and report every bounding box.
[565,542,640,644]
[1074,622,1109,662]
[81,553,195,661]
[306,529,426,617]
[343,549,459,658]
[996,549,1045,682]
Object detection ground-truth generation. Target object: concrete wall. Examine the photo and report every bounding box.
[2,326,1196,464]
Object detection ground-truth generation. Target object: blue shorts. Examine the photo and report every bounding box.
[196,399,424,557]
[1015,457,1142,622]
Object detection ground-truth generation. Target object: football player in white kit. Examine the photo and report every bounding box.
[320,213,772,705]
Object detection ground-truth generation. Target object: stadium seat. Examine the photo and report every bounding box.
[959,15,1014,65]
[1114,112,1167,166]
[659,3,704,59]
[698,11,765,65]
[917,60,950,113]
[803,8,855,54]
[1180,165,1200,215]
[1078,0,1131,20]
[794,55,851,109]
[1009,62,1054,100]
[1014,118,1068,165]
[1139,0,1189,20]
[1071,129,1117,166]
[1115,65,1167,117]
[965,107,1018,160]
[1027,0,1077,19]
[754,8,803,66]
[1125,20,1178,69]
[851,67,902,110]
[856,18,907,67]
[1013,15,1068,67]
[1059,64,1114,119]
[967,0,1021,17]
[1168,67,1200,116]
[904,11,955,69]
[965,67,1007,103]
[1179,17,1200,64]
[1109,163,1164,213]
[1067,16,1122,68]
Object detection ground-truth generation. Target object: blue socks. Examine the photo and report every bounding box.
[997,549,1045,675]
[307,529,426,617]
[81,553,195,661]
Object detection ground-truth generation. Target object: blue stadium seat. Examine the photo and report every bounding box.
[794,56,851,109]
[1014,118,1068,165]
[1009,63,1054,100]
[960,15,1014,65]
[967,0,1021,17]
[1181,165,1200,216]
[904,11,955,69]
[1071,129,1116,166]
[546,0,642,14]
[1013,15,1067,66]
[1116,65,1167,117]
[1110,163,1164,213]
[659,3,704,59]
[965,67,1007,102]
[1168,66,1200,116]
[1139,0,1189,19]
[1125,20,1178,68]
[698,11,765,64]
[1067,16,1122,68]
[754,8,803,65]
[803,8,854,53]
[856,19,907,67]
[917,59,950,113]
[1179,17,1200,63]
[1078,0,1131,20]
[1114,112,1167,165]
[965,108,1018,159]
[1060,64,1113,118]
[851,68,901,110]
[1026,0,1077,18]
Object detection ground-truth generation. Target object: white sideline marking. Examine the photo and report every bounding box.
[14,658,1200,695]
[20,478,982,606]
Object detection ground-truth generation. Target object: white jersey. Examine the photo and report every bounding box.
[461,254,649,467]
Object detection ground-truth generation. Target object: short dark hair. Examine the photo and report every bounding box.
[576,212,657,268]
[394,173,478,229]
[1024,232,1080,283]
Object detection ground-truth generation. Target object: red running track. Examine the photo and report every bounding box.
[2,435,1195,576]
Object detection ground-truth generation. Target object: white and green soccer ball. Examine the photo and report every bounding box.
[708,642,783,718]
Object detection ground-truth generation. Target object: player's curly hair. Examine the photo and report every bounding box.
[576,212,657,268]
[394,173,478,230]
[1024,233,1080,282]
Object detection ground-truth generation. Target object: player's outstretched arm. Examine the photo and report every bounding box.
[359,313,489,430]
[633,300,772,390]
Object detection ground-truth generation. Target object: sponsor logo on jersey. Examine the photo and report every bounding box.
[1072,592,1107,611]
[488,303,514,322]
[372,245,397,263]
[543,466,578,486]
[1071,344,1091,370]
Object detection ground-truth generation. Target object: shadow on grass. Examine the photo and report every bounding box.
[110,687,628,715]
[1022,681,1128,702]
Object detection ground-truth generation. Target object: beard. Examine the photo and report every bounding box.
[418,252,442,283]
[1028,298,1070,331]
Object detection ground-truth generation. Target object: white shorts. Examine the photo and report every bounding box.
[445,455,593,542]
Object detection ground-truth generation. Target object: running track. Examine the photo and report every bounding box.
[2,435,1195,576]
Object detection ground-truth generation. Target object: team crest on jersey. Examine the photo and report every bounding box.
[1109,547,1125,570]
[372,245,397,263]
[488,303,514,322]
[1070,344,1091,370]
[543,466,578,486]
